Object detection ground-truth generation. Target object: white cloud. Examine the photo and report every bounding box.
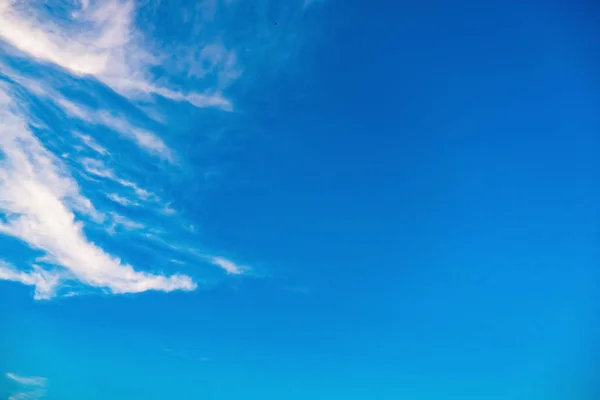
[161,204,177,215]
[94,111,175,162]
[192,43,242,88]
[104,212,144,235]
[210,256,245,275]
[0,1,257,299]
[1,66,176,162]
[119,179,153,201]
[75,133,108,155]
[79,157,155,201]
[0,90,196,299]
[79,157,113,179]
[0,1,111,75]
[6,373,46,387]
[107,193,137,206]
[54,97,89,120]
[9,392,46,400]
[0,84,12,104]
[6,372,47,400]
[0,0,234,109]
[0,262,60,300]
[110,212,144,231]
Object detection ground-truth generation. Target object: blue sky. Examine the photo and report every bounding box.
[0,0,599,399]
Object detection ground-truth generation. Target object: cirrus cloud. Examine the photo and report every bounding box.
[0,0,256,300]
[0,89,196,299]
[6,372,47,400]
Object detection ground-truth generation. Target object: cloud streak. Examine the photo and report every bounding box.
[78,157,155,202]
[2,69,176,162]
[0,0,256,299]
[0,262,61,300]
[210,256,246,275]
[0,0,232,109]
[6,373,46,387]
[6,372,47,400]
[0,89,196,299]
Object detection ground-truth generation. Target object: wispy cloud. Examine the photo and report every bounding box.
[94,111,175,162]
[74,132,108,155]
[0,0,233,109]
[187,43,242,87]
[6,373,46,387]
[109,212,144,231]
[0,262,60,300]
[0,90,196,299]
[2,66,176,162]
[107,193,138,207]
[210,256,246,275]
[0,0,261,300]
[79,157,155,201]
[6,372,47,400]
[9,391,46,400]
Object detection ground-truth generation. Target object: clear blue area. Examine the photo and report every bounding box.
[1,0,599,399]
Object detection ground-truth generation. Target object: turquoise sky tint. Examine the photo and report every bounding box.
[0,1,599,399]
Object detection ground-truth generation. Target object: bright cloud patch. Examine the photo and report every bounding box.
[0,94,196,299]
[0,0,229,108]
[210,256,246,275]
[0,0,251,299]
